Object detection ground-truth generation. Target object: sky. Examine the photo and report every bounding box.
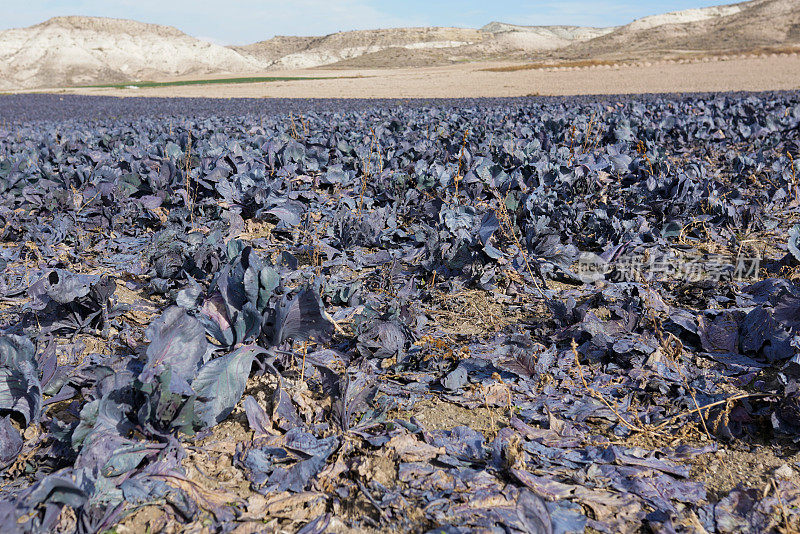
[1,0,734,45]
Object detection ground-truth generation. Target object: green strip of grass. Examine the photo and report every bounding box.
[81,76,337,89]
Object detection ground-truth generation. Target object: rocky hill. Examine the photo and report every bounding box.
[553,0,800,61]
[0,16,260,89]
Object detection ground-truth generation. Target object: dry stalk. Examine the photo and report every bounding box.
[480,384,496,432]
[184,131,194,224]
[771,477,794,534]
[323,310,348,337]
[568,123,577,165]
[642,283,716,440]
[656,330,713,440]
[491,372,514,412]
[653,392,766,430]
[308,211,327,278]
[366,128,377,176]
[582,113,596,152]
[588,121,604,152]
[637,140,655,176]
[789,151,798,204]
[300,340,308,383]
[571,340,651,434]
[289,112,299,140]
[453,128,470,200]
[489,185,548,299]
[23,241,44,287]
[678,219,711,246]
[358,129,377,215]
[72,186,102,214]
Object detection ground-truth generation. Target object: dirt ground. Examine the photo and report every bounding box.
[30,54,800,99]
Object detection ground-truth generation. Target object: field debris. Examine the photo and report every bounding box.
[0,93,798,533]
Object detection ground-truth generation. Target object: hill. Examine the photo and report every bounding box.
[0,1,798,89]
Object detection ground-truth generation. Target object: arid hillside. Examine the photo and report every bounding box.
[0,16,261,89]
[0,0,798,89]
[551,0,800,61]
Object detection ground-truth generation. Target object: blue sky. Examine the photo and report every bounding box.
[1,1,732,45]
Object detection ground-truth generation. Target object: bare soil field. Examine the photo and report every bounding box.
[34,54,800,99]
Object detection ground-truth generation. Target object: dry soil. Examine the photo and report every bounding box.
[36,54,800,99]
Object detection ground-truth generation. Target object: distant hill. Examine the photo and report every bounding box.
[0,0,798,89]
[554,0,800,60]
[0,16,260,89]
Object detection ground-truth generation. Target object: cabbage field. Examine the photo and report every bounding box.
[0,92,799,533]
